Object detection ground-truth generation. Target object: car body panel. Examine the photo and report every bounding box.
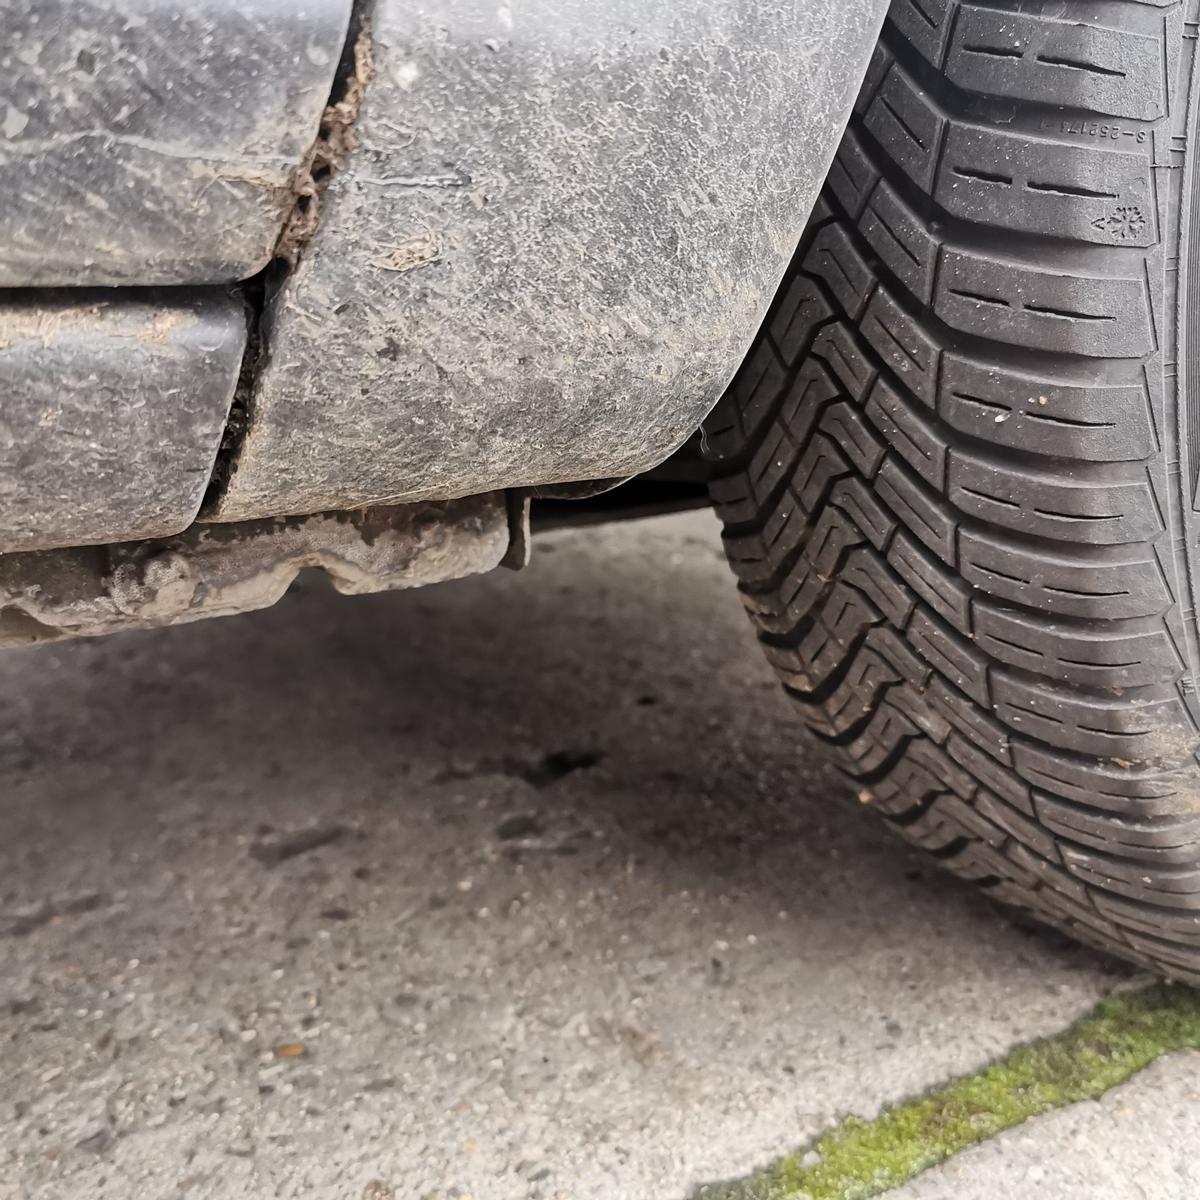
[213,0,889,521]
[0,291,245,553]
[1,0,353,286]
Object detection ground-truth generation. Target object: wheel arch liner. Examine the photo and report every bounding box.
[211,0,890,522]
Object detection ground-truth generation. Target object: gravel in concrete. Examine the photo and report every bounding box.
[885,1052,1200,1200]
[0,511,1130,1200]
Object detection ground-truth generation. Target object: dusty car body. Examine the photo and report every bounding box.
[1,0,886,642]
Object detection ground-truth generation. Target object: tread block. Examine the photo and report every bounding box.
[830,477,897,551]
[777,585,881,695]
[807,503,868,579]
[723,504,800,585]
[1035,885,1136,947]
[748,564,825,637]
[924,673,1013,763]
[936,248,1154,358]
[1063,843,1200,904]
[1005,840,1092,907]
[855,42,895,117]
[870,737,972,810]
[887,528,973,628]
[840,546,915,628]
[876,458,957,562]
[887,0,955,68]
[974,788,1060,860]
[708,467,753,515]
[1014,740,1186,815]
[839,698,922,774]
[861,289,940,406]
[705,338,784,461]
[821,401,887,478]
[945,6,1166,121]
[864,625,934,691]
[827,127,881,220]
[811,321,878,401]
[809,194,835,226]
[769,276,834,367]
[993,671,1195,762]
[806,646,903,738]
[859,179,940,303]
[1034,790,1200,861]
[864,65,946,192]
[910,736,977,797]
[959,529,1170,620]
[805,224,876,319]
[938,353,1157,461]
[946,731,1034,814]
[780,358,845,444]
[1093,892,1200,942]
[935,123,1155,247]
[867,378,947,489]
[974,602,1182,689]
[745,421,798,508]
[903,793,1009,852]
[907,607,990,704]
[763,641,816,693]
[947,450,1163,545]
[823,579,885,651]
[941,838,1018,882]
[794,433,854,517]
[1118,929,1200,979]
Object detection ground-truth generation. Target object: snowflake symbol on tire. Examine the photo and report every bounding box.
[1090,205,1147,239]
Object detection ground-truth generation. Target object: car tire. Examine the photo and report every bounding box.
[703,0,1200,981]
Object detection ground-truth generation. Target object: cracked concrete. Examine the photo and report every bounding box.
[0,510,1145,1199]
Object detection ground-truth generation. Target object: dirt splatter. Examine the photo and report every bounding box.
[370,230,442,274]
[276,19,376,265]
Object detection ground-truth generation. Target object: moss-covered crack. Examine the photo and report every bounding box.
[692,983,1200,1200]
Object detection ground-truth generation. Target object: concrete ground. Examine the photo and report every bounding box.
[0,510,1185,1200]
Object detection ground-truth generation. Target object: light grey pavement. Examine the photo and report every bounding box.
[0,511,1139,1200]
[886,1052,1200,1200]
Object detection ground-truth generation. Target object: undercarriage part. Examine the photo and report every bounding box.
[210,0,889,523]
[530,479,711,532]
[0,493,509,648]
[530,436,710,530]
[2,0,354,286]
[0,291,246,553]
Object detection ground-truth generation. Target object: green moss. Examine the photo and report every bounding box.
[694,984,1200,1200]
